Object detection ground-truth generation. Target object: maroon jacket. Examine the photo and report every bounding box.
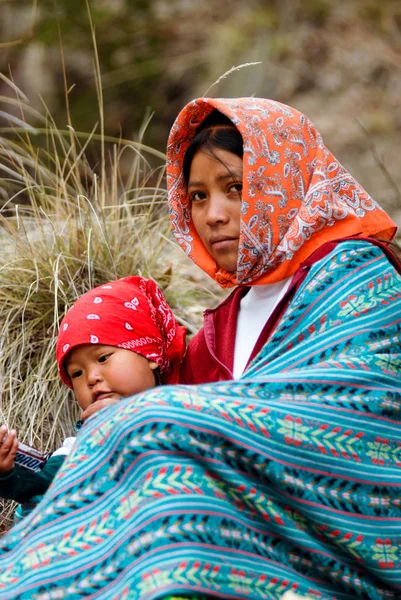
[179,237,400,384]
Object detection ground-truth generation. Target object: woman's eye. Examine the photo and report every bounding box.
[190,191,206,203]
[98,354,111,363]
[229,183,242,195]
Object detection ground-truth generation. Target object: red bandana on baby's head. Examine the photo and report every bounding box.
[56,276,186,388]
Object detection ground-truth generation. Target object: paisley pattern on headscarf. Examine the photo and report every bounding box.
[167,97,396,287]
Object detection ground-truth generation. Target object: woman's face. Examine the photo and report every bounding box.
[187,148,243,273]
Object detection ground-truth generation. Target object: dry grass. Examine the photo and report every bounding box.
[0,82,221,530]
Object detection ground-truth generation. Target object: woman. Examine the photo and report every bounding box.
[167,98,398,383]
[0,98,399,600]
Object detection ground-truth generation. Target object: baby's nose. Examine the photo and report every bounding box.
[87,365,102,385]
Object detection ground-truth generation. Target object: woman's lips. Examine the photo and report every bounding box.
[210,237,238,251]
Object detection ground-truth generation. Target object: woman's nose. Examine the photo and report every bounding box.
[205,193,230,225]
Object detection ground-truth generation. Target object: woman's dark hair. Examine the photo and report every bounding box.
[183,110,243,184]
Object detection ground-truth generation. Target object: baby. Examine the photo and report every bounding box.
[0,276,186,521]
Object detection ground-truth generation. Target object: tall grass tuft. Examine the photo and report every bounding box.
[0,82,222,531]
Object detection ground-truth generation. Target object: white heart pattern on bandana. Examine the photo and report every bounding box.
[125,322,133,330]
[87,314,100,320]
[63,343,70,353]
[62,323,69,331]
[101,285,112,289]
[124,297,139,310]
[93,297,102,304]
[90,335,99,343]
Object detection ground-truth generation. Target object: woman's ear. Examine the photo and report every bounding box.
[149,361,158,370]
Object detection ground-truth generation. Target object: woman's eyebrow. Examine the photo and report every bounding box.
[188,170,243,187]
[218,170,242,181]
[187,179,203,188]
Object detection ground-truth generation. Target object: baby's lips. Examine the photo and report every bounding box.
[92,391,115,404]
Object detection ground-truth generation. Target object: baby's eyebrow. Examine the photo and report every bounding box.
[65,359,78,372]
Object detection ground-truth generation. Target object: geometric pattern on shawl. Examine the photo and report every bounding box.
[0,240,400,600]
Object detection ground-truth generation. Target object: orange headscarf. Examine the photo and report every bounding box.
[167,97,396,287]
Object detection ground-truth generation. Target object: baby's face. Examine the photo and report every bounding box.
[65,344,158,412]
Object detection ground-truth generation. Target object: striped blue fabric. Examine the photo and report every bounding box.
[0,240,400,600]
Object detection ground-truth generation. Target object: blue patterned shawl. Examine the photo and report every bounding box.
[0,240,400,600]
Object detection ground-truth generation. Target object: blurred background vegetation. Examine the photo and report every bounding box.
[1,0,400,221]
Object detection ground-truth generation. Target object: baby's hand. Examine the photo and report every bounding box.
[81,398,120,422]
[0,425,18,475]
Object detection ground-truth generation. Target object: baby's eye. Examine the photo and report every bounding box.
[190,191,207,203]
[98,353,111,363]
[70,370,83,379]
